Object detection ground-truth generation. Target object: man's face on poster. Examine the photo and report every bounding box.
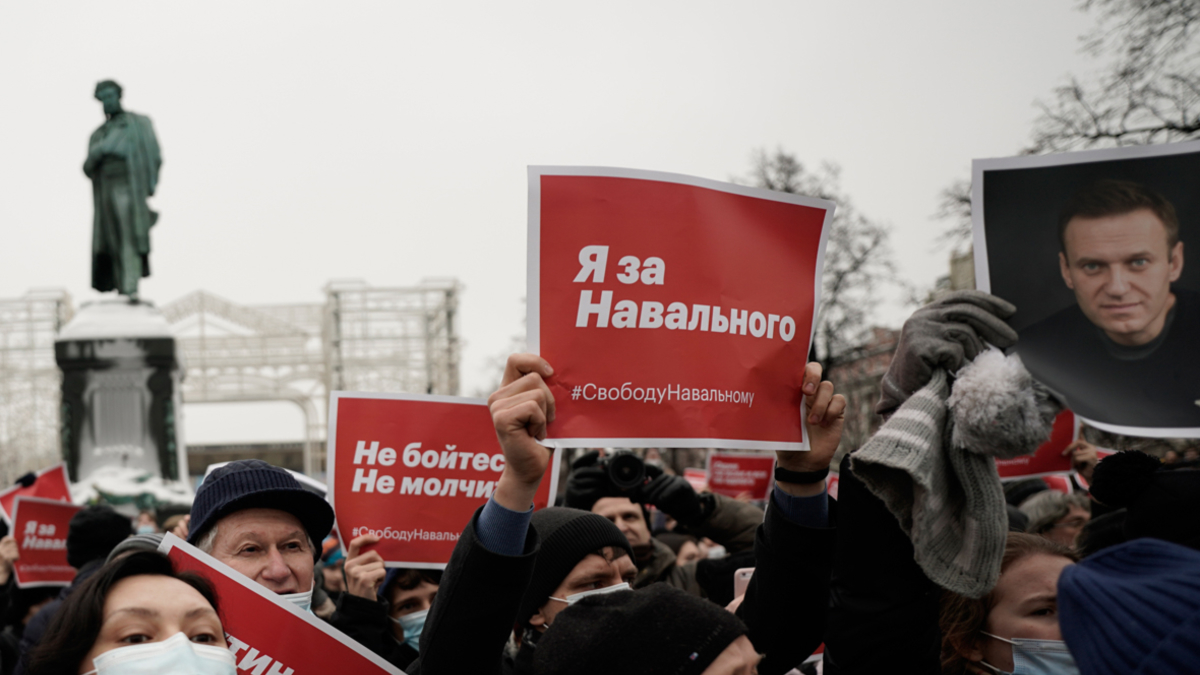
[1059,207,1184,346]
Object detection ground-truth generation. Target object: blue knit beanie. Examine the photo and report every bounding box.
[1058,538,1200,675]
[189,460,334,561]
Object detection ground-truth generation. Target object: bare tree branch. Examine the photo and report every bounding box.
[742,148,904,367]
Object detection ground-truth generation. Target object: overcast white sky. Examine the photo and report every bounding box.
[0,2,1100,443]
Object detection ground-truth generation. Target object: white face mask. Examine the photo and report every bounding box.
[280,583,314,613]
[83,631,235,675]
[979,633,1081,675]
[548,582,632,606]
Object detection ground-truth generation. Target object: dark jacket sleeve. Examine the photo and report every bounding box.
[407,505,539,675]
[735,491,836,675]
[823,455,941,675]
[329,593,418,671]
[14,598,59,675]
[688,493,762,554]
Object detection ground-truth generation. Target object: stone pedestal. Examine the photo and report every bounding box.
[55,300,188,500]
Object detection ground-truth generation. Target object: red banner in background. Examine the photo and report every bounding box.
[159,535,403,675]
[683,468,708,493]
[328,393,560,568]
[996,411,1078,480]
[11,496,81,587]
[705,453,775,501]
[529,167,835,451]
[826,474,840,500]
[0,464,71,525]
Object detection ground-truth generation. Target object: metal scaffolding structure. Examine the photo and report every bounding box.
[0,279,459,481]
[0,289,73,487]
[163,278,461,475]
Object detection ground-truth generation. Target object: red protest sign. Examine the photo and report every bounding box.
[682,468,708,493]
[159,534,404,675]
[11,496,81,587]
[996,411,1078,480]
[706,452,776,501]
[0,464,71,525]
[328,393,561,568]
[529,167,834,451]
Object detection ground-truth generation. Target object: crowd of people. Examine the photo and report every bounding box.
[0,290,1197,675]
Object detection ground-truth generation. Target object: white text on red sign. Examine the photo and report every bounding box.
[350,441,505,499]
[21,521,65,550]
[572,246,797,341]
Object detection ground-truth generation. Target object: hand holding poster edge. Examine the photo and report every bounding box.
[327,391,562,568]
[527,165,837,451]
[970,140,1200,438]
[157,533,407,675]
[10,495,81,588]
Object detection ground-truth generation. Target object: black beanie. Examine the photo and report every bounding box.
[516,507,633,628]
[67,505,132,569]
[1091,451,1200,550]
[533,583,748,675]
[189,460,334,560]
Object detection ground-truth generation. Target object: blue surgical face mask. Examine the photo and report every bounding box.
[979,632,1081,675]
[390,608,428,651]
[136,525,157,535]
[548,582,632,606]
[83,631,235,675]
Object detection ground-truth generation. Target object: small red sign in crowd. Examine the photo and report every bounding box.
[11,496,81,587]
[328,393,561,567]
[705,452,776,501]
[0,464,71,524]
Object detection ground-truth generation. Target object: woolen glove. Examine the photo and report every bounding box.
[564,450,619,510]
[630,464,709,527]
[876,290,1018,417]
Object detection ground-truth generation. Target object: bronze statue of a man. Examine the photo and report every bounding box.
[83,80,162,302]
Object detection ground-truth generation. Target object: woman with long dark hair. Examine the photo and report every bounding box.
[26,550,232,675]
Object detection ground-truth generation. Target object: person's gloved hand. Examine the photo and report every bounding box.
[876,290,1018,417]
[630,463,709,527]
[563,450,619,509]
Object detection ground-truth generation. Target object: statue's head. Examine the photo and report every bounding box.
[94,80,123,116]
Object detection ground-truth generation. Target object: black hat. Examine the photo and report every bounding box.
[188,460,334,560]
[516,507,633,628]
[1091,451,1200,550]
[1003,478,1048,507]
[533,583,748,675]
[67,505,132,569]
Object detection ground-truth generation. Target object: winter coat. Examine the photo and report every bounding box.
[329,593,419,671]
[634,493,763,595]
[824,455,941,674]
[408,492,834,675]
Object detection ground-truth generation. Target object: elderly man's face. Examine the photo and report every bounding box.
[96,87,122,116]
[210,508,314,594]
[1059,208,1184,346]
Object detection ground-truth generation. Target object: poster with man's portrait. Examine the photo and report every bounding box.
[973,141,1200,437]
